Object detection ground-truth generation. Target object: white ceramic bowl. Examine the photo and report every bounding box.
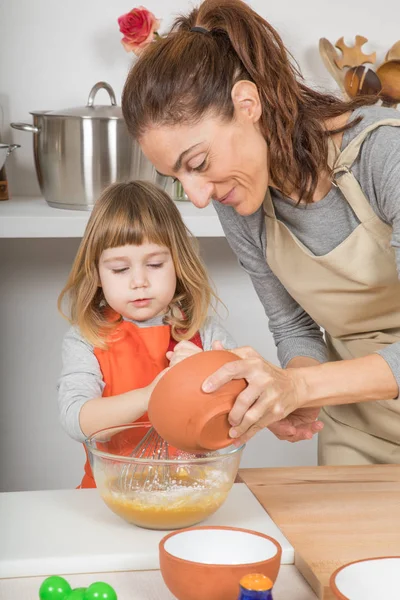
[330,556,400,599]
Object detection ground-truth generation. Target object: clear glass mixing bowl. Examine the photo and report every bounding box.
[85,423,244,530]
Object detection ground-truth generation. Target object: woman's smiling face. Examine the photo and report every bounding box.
[139,82,270,216]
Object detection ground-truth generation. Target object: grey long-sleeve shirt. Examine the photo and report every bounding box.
[213,105,400,389]
[58,315,236,442]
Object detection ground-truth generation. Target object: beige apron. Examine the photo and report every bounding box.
[263,118,400,465]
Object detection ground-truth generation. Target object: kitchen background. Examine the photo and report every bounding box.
[0,0,398,492]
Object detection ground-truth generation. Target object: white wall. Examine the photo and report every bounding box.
[2,0,398,192]
[1,0,398,491]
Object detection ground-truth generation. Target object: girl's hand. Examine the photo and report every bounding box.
[145,367,170,406]
[201,345,314,444]
[166,339,226,368]
[268,407,323,442]
[166,340,202,368]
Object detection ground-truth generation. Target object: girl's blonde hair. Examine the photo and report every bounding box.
[58,181,217,347]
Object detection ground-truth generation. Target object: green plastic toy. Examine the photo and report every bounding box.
[84,582,118,600]
[67,589,86,600]
[39,577,117,600]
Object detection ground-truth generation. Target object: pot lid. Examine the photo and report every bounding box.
[32,82,123,119]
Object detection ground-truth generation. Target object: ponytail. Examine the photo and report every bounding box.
[122,0,377,203]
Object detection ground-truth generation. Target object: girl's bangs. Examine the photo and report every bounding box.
[98,206,171,253]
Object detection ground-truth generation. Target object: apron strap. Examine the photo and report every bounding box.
[333,119,400,170]
[263,188,276,218]
[265,118,400,223]
[327,136,341,169]
[330,119,400,224]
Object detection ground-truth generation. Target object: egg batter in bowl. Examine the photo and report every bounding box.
[85,424,244,530]
[102,467,231,529]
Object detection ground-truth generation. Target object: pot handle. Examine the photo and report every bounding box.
[87,82,117,107]
[7,144,21,154]
[10,122,40,134]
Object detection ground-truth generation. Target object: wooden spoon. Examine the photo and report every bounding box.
[376,60,400,107]
[344,66,382,99]
[335,35,376,69]
[385,40,400,62]
[319,38,349,97]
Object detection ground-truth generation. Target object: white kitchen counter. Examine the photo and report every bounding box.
[0,486,294,578]
[0,197,224,238]
[0,567,317,600]
[0,486,317,599]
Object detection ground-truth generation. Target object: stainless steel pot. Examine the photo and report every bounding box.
[11,82,184,210]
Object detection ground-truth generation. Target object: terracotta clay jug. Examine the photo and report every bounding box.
[148,350,247,453]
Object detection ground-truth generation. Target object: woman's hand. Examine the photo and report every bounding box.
[166,340,203,368]
[202,345,320,444]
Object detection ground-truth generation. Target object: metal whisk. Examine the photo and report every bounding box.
[118,426,171,493]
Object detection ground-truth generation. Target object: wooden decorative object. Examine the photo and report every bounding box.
[344,66,382,98]
[319,38,349,97]
[334,35,376,69]
[386,40,400,61]
[376,59,400,105]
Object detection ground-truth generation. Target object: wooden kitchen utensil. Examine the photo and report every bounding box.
[376,59,400,107]
[334,35,376,69]
[148,350,246,453]
[385,40,400,61]
[344,65,382,99]
[319,38,349,97]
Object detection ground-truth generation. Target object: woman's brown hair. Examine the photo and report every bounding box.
[122,0,378,203]
[58,181,216,347]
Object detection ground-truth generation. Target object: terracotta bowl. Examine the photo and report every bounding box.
[330,556,400,599]
[148,350,246,453]
[159,525,282,600]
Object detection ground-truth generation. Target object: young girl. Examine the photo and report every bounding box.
[57,180,236,488]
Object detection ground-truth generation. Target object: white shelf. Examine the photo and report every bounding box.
[0,197,225,238]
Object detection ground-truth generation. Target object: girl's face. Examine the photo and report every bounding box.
[140,85,269,217]
[98,242,177,321]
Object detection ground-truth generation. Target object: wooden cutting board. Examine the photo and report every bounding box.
[239,465,400,599]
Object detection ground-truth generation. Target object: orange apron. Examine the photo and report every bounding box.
[79,321,202,488]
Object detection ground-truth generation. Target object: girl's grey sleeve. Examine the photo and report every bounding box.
[57,326,105,442]
[212,201,329,367]
[199,316,237,351]
[366,122,400,393]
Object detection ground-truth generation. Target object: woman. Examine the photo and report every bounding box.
[121,0,400,465]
